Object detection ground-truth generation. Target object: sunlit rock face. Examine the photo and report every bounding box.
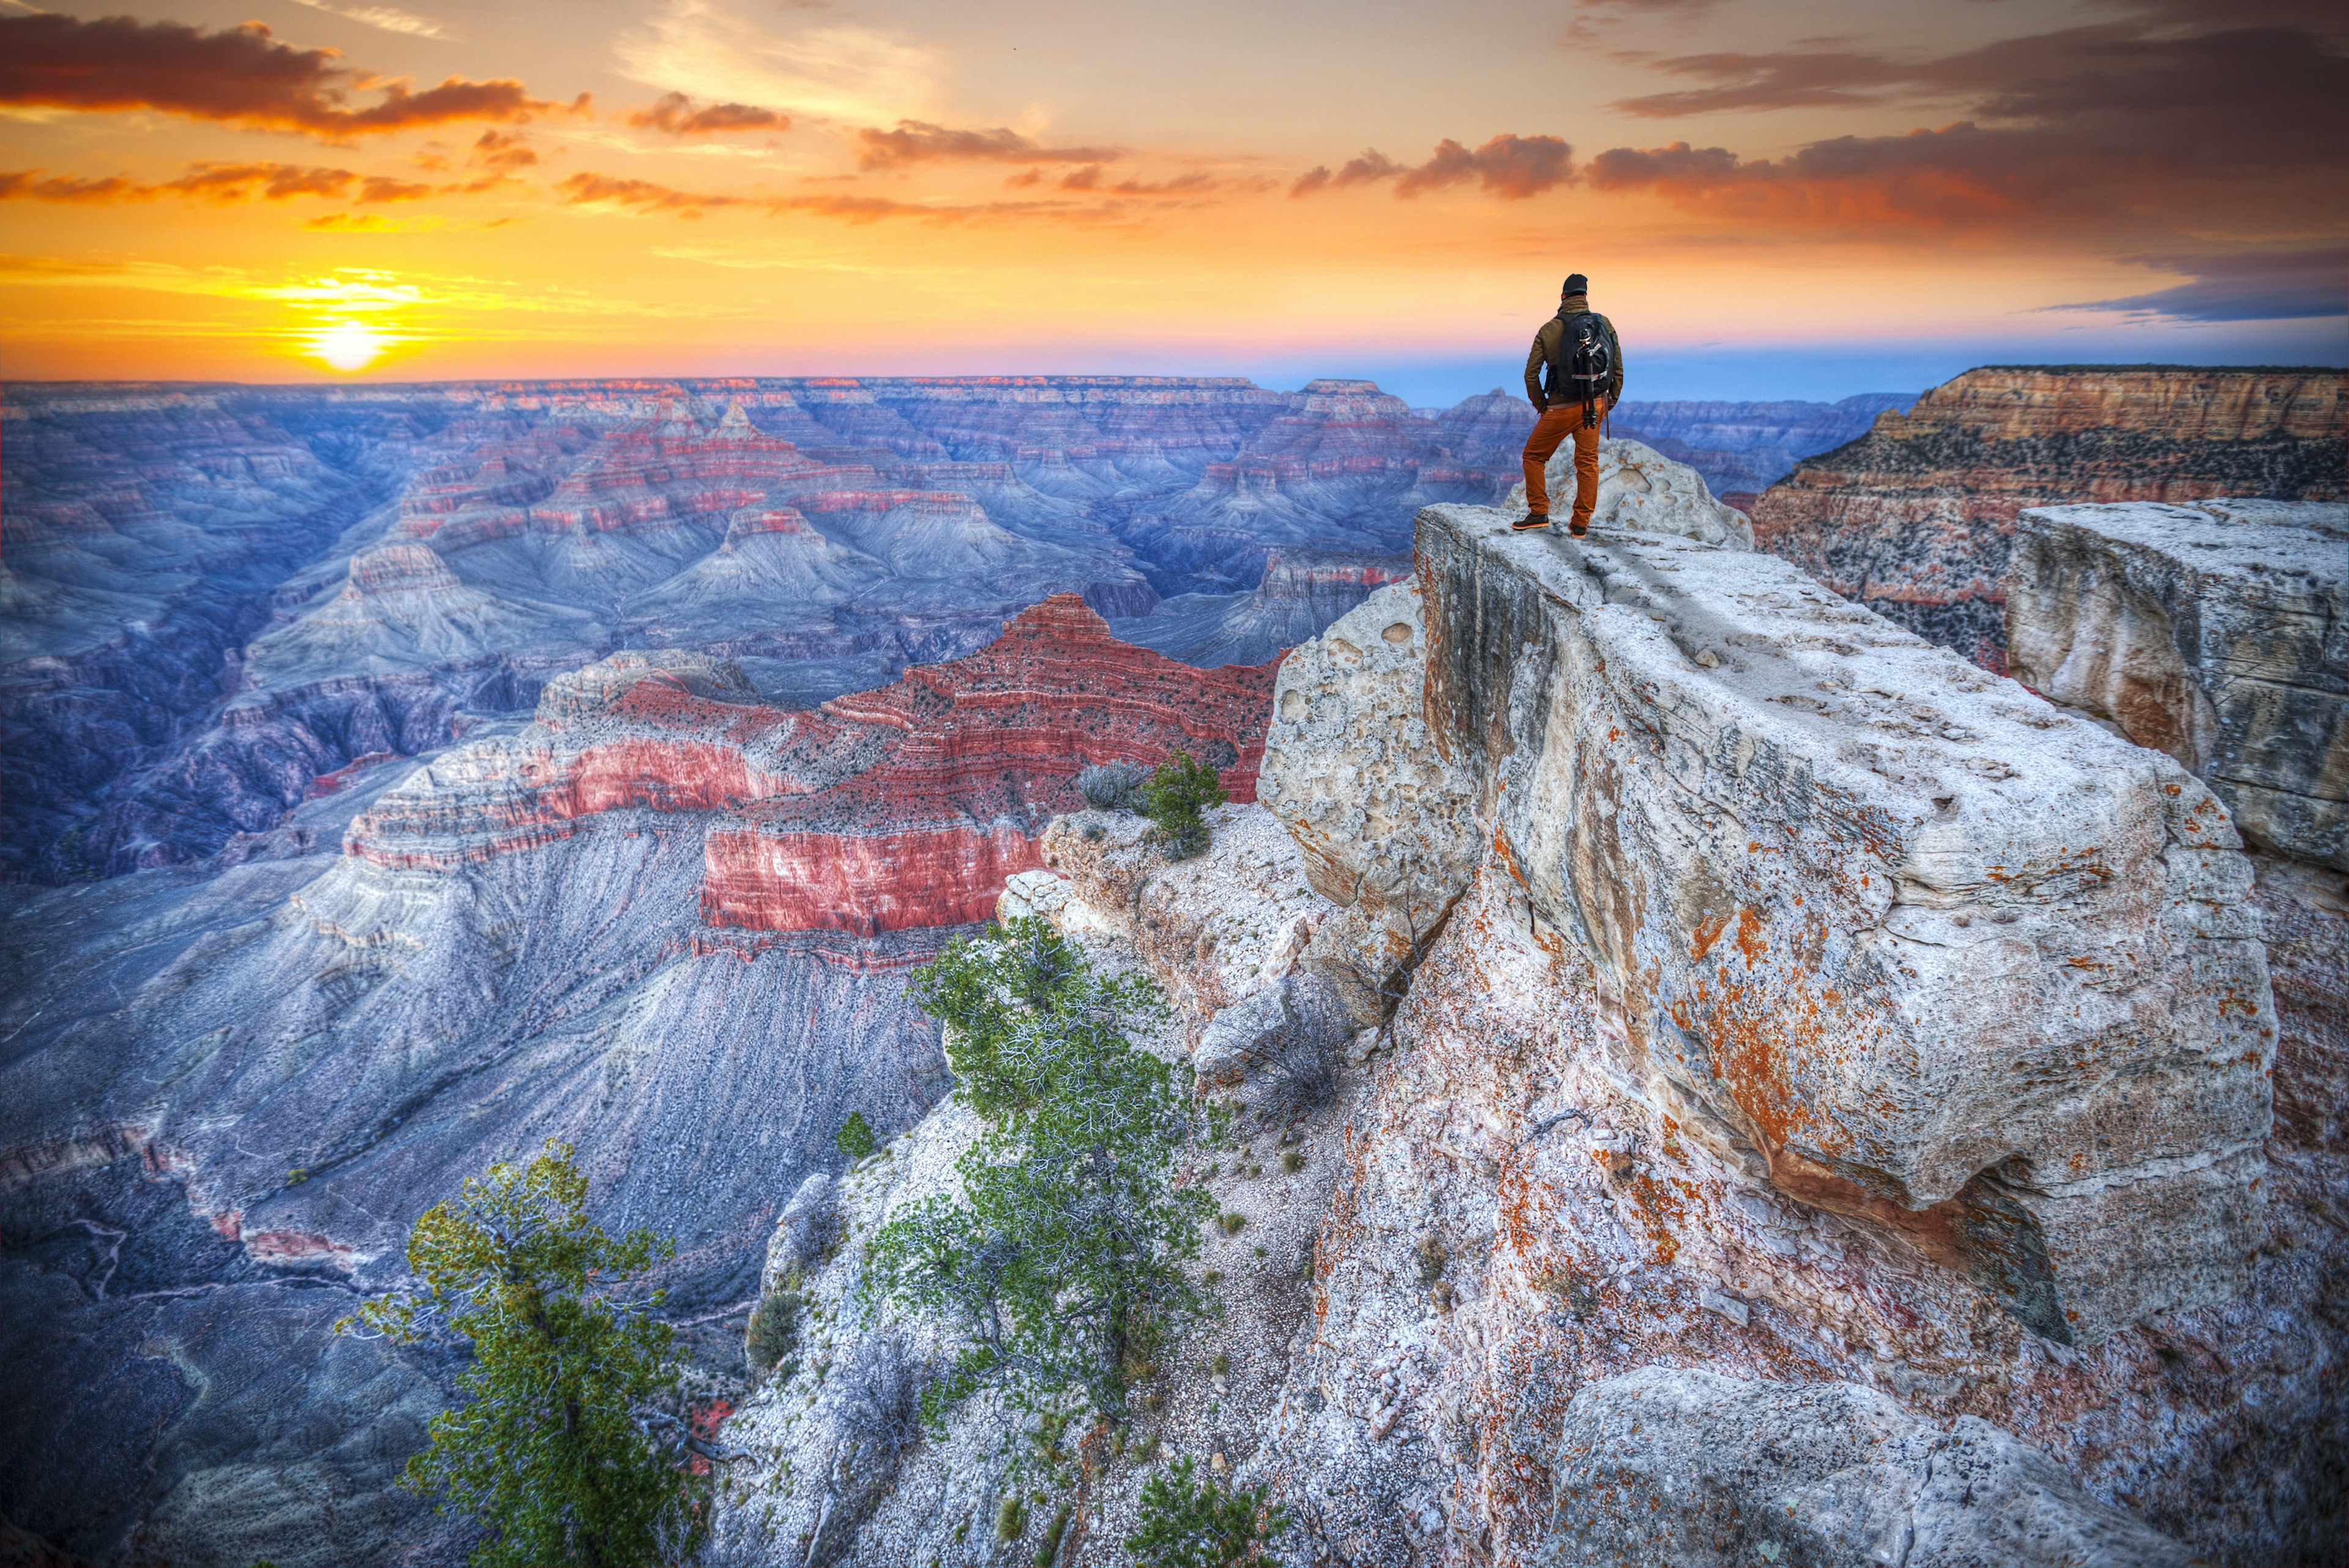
[0,601,1274,1566]
[2005,499,2348,871]
[1750,368,2347,670]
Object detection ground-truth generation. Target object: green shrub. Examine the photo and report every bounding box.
[1219,1213,1247,1236]
[996,1497,1028,1540]
[1280,1151,1304,1173]
[1126,1455,1287,1567]
[1135,749,1228,860]
[745,1285,800,1374]
[836,1111,877,1161]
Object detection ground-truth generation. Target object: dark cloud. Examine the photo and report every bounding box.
[1293,137,1572,200]
[1587,23,2349,242]
[853,121,1117,171]
[0,12,576,136]
[622,92,789,136]
[2053,250,2348,321]
[1397,135,1574,198]
[1,162,359,203]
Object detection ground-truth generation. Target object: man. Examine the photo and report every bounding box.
[1515,272,1624,537]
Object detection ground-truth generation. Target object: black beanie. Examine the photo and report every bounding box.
[1562,273,1589,294]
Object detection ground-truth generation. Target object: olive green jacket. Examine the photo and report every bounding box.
[1524,295,1624,410]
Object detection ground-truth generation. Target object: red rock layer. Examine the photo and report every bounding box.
[349,597,1277,935]
[1748,366,2347,671]
[704,595,1277,932]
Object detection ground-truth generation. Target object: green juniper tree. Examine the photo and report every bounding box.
[1127,1455,1288,1567]
[870,918,1219,1433]
[339,1140,726,1568]
[1135,748,1228,860]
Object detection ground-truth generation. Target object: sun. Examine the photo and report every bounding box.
[308,321,390,373]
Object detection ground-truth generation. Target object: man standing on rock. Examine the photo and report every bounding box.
[1516,272,1624,537]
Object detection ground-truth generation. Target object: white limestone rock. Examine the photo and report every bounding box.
[1505,435,1756,549]
[1542,1367,2197,1567]
[1259,581,1479,934]
[1409,502,2272,1342]
[2005,499,2348,870]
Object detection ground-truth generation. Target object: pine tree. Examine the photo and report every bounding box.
[340,1141,710,1567]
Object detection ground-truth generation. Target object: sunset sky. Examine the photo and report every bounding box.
[2,0,2343,399]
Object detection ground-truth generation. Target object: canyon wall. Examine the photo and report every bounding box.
[2,377,1499,883]
[0,602,1272,1566]
[1748,367,2347,669]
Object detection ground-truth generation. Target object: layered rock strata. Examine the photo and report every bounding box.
[2004,499,2348,869]
[1750,367,2347,669]
[351,595,1276,934]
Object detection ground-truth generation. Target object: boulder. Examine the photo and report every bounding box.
[2005,499,2348,870]
[1507,436,1756,549]
[1543,1367,2197,1567]
[1408,501,2273,1341]
[1260,581,1479,926]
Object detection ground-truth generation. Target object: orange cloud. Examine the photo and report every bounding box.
[555,170,1100,227]
[853,121,1116,171]
[2,163,360,204]
[0,13,579,137]
[470,131,539,172]
[623,92,789,136]
[556,172,748,215]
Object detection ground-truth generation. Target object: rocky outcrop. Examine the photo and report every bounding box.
[1509,436,1756,548]
[1548,1367,2196,1567]
[1750,367,2347,669]
[1412,500,2270,1342]
[2004,499,2348,869]
[351,595,1277,932]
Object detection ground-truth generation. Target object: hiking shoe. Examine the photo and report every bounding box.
[1568,520,1589,538]
[1511,512,1551,532]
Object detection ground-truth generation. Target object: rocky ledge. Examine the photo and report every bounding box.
[706,453,2342,1566]
[2005,499,2347,871]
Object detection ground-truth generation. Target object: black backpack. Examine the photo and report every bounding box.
[1548,311,1612,410]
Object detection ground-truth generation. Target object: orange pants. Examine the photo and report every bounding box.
[1521,395,1611,523]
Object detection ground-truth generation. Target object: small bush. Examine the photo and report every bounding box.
[1280,1151,1304,1173]
[745,1285,801,1373]
[1219,1213,1246,1236]
[997,1497,1028,1540]
[836,1111,877,1161]
[1077,759,1149,811]
[1127,1454,1288,1567]
[1136,749,1228,861]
